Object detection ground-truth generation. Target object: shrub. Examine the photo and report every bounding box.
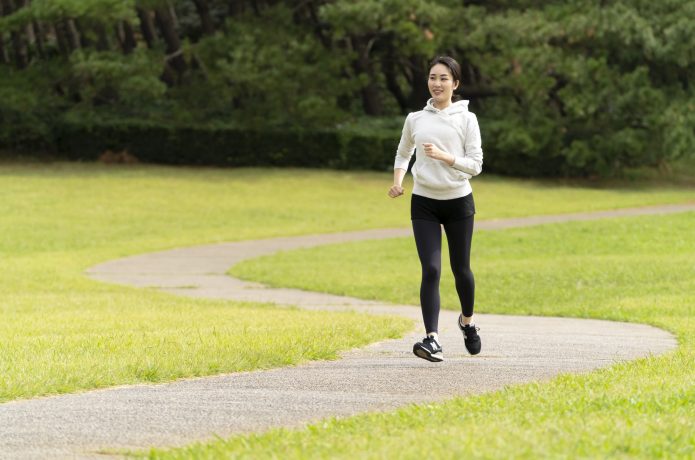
[51,119,398,171]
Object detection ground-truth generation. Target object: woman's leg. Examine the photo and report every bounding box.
[443,215,475,319]
[412,219,442,334]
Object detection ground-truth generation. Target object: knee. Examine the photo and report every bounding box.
[453,267,474,282]
[422,263,441,282]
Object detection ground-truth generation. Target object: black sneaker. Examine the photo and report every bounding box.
[458,314,481,355]
[413,336,443,362]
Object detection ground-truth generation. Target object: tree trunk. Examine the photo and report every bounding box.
[136,7,157,48]
[51,22,70,57]
[407,56,428,110]
[154,2,187,81]
[10,29,27,67]
[350,36,383,116]
[168,2,179,29]
[0,41,8,65]
[381,39,408,112]
[24,15,35,44]
[0,35,9,64]
[228,0,246,16]
[55,19,79,53]
[75,18,92,48]
[192,0,215,36]
[0,1,9,64]
[383,64,408,113]
[116,20,136,54]
[32,20,46,59]
[250,0,262,16]
[19,0,35,63]
[306,1,330,49]
[94,22,110,51]
[2,0,29,68]
[65,18,81,51]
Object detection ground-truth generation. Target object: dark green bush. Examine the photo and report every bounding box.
[50,120,398,171]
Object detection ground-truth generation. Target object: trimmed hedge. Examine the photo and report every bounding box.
[49,120,399,171]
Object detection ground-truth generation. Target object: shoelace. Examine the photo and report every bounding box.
[424,337,439,349]
[464,326,480,338]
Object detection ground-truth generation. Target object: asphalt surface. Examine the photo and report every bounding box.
[2,203,693,459]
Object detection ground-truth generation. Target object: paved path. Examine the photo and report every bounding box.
[2,203,693,459]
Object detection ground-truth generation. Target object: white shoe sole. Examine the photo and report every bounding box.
[413,346,444,362]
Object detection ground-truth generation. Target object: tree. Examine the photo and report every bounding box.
[1,0,29,68]
[154,1,187,83]
[0,0,691,176]
[318,0,451,114]
[191,0,214,36]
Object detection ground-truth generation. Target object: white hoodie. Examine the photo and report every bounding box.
[394,98,483,200]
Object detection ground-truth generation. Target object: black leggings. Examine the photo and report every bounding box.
[411,196,475,334]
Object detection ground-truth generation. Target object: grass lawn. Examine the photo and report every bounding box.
[151,212,694,458]
[1,160,692,409]
[2,163,424,402]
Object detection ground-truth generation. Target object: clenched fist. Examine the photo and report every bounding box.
[388,185,404,198]
[423,143,454,165]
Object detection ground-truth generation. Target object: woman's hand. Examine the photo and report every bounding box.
[423,143,455,166]
[388,184,404,198]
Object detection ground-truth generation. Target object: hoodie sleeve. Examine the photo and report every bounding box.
[394,113,415,171]
[452,113,483,176]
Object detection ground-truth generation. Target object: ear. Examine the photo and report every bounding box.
[453,80,460,90]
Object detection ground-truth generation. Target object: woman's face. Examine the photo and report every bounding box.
[428,63,459,106]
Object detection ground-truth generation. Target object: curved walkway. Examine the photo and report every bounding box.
[1,203,693,459]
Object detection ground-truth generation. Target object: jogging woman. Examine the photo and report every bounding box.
[388,56,483,362]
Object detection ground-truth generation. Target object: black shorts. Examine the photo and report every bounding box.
[411,193,475,225]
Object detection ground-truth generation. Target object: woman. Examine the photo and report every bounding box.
[388,55,483,362]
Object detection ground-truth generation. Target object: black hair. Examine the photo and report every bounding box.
[428,55,462,101]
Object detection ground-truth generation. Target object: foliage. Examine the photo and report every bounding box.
[0,0,693,176]
[69,49,167,111]
[54,119,398,171]
[191,5,357,128]
[450,1,695,176]
[0,65,64,149]
[0,0,136,31]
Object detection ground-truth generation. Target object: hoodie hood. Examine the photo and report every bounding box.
[424,98,469,114]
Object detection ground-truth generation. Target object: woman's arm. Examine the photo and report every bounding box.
[394,113,415,171]
[390,114,415,198]
[422,143,455,165]
[422,115,483,177]
[388,168,407,198]
[451,114,483,176]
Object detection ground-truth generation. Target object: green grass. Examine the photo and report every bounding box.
[231,215,695,321]
[146,212,695,458]
[2,163,426,402]
[1,161,693,413]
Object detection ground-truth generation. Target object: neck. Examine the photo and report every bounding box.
[433,99,452,110]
